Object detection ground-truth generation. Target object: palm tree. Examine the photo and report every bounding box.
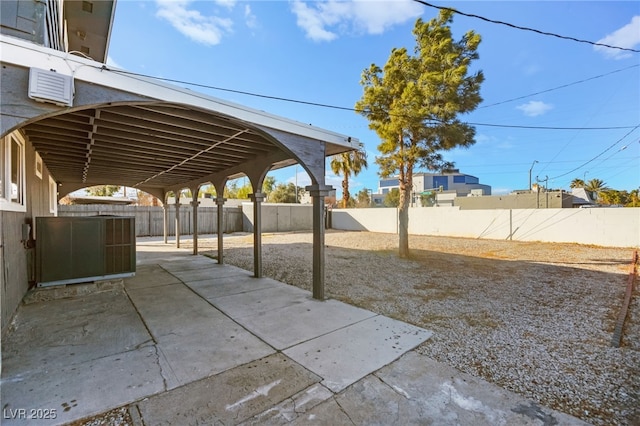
[628,188,640,207]
[585,178,608,202]
[330,148,368,208]
[570,178,585,188]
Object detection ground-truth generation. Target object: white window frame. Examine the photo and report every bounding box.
[49,176,58,214]
[35,151,43,179]
[0,132,27,212]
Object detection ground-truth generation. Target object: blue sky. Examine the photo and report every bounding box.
[107,1,640,196]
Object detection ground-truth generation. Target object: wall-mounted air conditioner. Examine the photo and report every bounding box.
[28,67,74,107]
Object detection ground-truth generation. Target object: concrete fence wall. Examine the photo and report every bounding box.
[241,203,314,233]
[331,207,640,248]
[58,204,640,247]
[57,205,243,236]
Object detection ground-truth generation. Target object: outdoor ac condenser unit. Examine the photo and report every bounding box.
[28,67,74,107]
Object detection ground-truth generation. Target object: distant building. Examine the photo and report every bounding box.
[376,170,491,206]
[452,188,596,210]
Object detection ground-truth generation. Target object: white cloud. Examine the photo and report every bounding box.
[216,0,236,9]
[594,15,640,60]
[244,4,258,29]
[291,1,339,42]
[291,0,423,42]
[285,167,310,186]
[155,0,233,46]
[516,100,553,117]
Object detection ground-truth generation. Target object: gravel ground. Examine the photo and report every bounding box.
[194,230,639,426]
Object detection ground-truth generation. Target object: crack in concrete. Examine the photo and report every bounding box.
[123,286,158,345]
[375,373,413,401]
[133,338,155,351]
[334,397,357,425]
[150,344,170,391]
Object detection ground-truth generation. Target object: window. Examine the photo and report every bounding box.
[379,179,397,188]
[35,151,43,179]
[49,176,58,214]
[433,176,448,191]
[1,132,27,212]
[453,175,466,184]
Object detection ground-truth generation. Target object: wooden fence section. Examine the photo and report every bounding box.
[57,205,243,237]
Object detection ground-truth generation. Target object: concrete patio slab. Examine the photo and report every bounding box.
[284,315,433,392]
[2,288,151,373]
[166,266,241,283]
[124,264,182,289]
[125,283,230,337]
[134,353,321,426]
[155,323,275,389]
[297,351,588,425]
[125,279,275,389]
[232,298,379,351]
[204,282,313,321]
[160,257,221,273]
[1,344,164,426]
[187,275,283,300]
[241,383,335,424]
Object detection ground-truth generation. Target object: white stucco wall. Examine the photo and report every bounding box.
[332,209,398,233]
[331,207,640,248]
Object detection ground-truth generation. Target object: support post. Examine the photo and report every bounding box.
[191,198,200,255]
[175,197,181,249]
[249,192,265,278]
[306,185,332,300]
[215,197,226,264]
[163,204,168,244]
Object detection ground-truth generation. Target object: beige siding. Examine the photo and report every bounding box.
[1,132,55,333]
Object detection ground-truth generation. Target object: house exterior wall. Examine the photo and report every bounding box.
[1,130,56,333]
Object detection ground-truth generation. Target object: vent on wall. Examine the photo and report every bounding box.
[28,68,74,107]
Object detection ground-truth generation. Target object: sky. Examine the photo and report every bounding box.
[107,0,640,196]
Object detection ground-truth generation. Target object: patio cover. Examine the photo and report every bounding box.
[1,34,359,299]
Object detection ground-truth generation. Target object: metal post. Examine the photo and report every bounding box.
[174,197,181,249]
[249,192,265,278]
[215,197,226,264]
[306,184,332,300]
[191,198,199,255]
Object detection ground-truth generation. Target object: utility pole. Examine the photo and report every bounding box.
[537,175,549,208]
[545,175,549,208]
[529,160,538,191]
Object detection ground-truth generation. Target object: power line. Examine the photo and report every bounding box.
[550,124,640,180]
[480,65,640,109]
[106,67,355,112]
[412,0,640,54]
[106,67,636,131]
